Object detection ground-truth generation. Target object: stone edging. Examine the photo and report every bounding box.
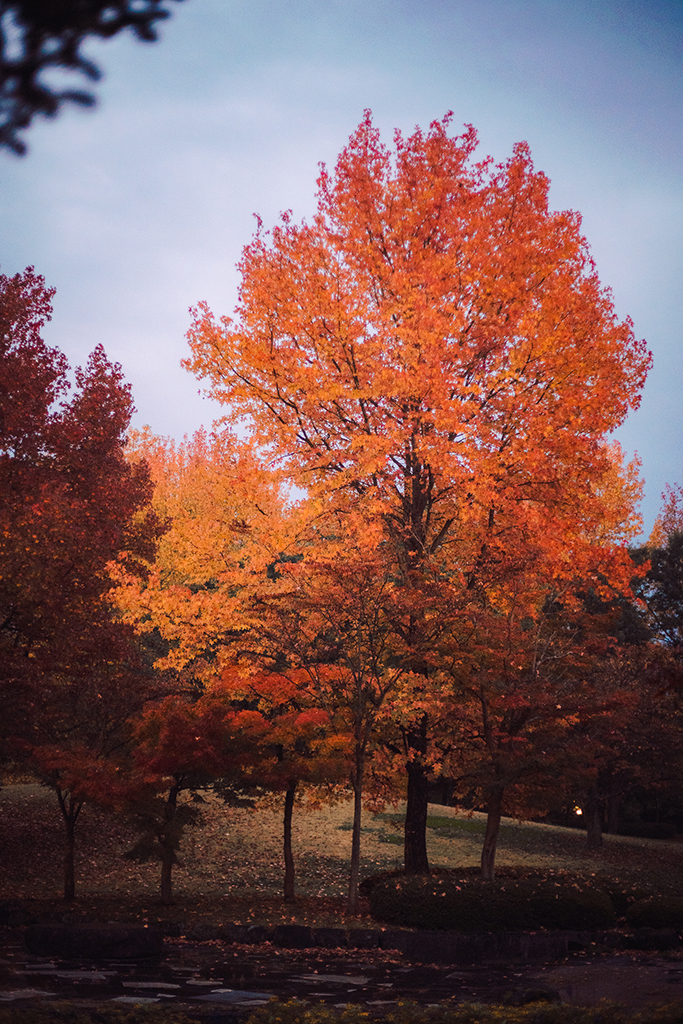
[20,920,626,965]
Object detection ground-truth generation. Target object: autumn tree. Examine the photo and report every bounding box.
[238,526,406,912]
[117,426,291,672]
[183,112,651,873]
[117,428,347,901]
[111,692,270,905]
[636,536,683,657]
[214,667,348,903]
[27,639,168,901]
[649,483,683,549]
[119,428,410,910]
[0,267,165,898]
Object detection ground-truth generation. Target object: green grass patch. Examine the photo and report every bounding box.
[427,816,486,835]
[373,812,488,835]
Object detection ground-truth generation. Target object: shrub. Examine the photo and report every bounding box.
[370,876,616,932]
[626,897,683,930]
[597,881,652,917]
[618,823,678,840]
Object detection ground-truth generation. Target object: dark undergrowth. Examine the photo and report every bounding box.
[5,999,683,1024]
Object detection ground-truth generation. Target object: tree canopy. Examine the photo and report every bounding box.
[0,266,167,897]
[180,113,651,883]
[186,112,650,581]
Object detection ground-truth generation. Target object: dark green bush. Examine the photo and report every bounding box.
[618,823,678,840]
[595,880,652,917]
[370,876,616,932]
[626,896,683,929]
[359,868,405,897]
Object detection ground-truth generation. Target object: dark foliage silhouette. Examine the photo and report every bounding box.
[0,0,183,154]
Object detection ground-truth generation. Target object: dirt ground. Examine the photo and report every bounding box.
[2,783,680,914]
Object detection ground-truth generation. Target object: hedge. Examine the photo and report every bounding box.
[626,896,683,929]
[370,876,616,932]
[618,823,678,841]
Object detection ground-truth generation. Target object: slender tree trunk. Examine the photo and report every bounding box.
[585,785,603,849]
[404,717,430,874]
[480,786,504,881]
[160,853,174,904]
[346,750,365,916]
[159,780,180,904]
[605,782,620,835]
[63,815,76,901]
[283,779,297,902]
[56,789,83,902]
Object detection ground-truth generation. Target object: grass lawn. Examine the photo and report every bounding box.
[1,783,682,929]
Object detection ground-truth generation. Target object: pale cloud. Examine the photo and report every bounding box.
[0,0,681,531]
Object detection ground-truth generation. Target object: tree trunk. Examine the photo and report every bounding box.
[585,785,603,849]
[159,780,180,904]
[160,852,174,904]
[63,815,76,901]
[480,786,504,881]
[56,789,82,902]
[606,786,620,835]
[283,779,297,902]
[404,717,430,874]
[346,751,364,916]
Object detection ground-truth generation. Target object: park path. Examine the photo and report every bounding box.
[2,929,683,1011]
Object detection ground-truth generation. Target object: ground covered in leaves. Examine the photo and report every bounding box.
[1,783,683,928]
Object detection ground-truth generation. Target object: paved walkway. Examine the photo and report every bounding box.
[3,931,683,1013]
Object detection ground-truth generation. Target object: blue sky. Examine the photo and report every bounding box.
[1,0,681,536]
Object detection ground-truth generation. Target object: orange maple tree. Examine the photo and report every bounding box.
[183,113,651,875]
[117,428,356,901]
[116,426,292,672]
[650,483,683,548]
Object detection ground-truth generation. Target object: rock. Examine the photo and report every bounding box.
[313,927,348,948]
[627,927,681,950]
[347,928,379,948]
[379,928,413,953]
[219,923,249,944]
[243,924,273,944]
[0,901,34,927]
[272,924,314,948]
[185,922,223,942]
[155,920,184,937]
[24,923,164,959]
[405,930,569,964]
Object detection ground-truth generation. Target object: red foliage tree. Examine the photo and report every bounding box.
[0,267,165,899]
